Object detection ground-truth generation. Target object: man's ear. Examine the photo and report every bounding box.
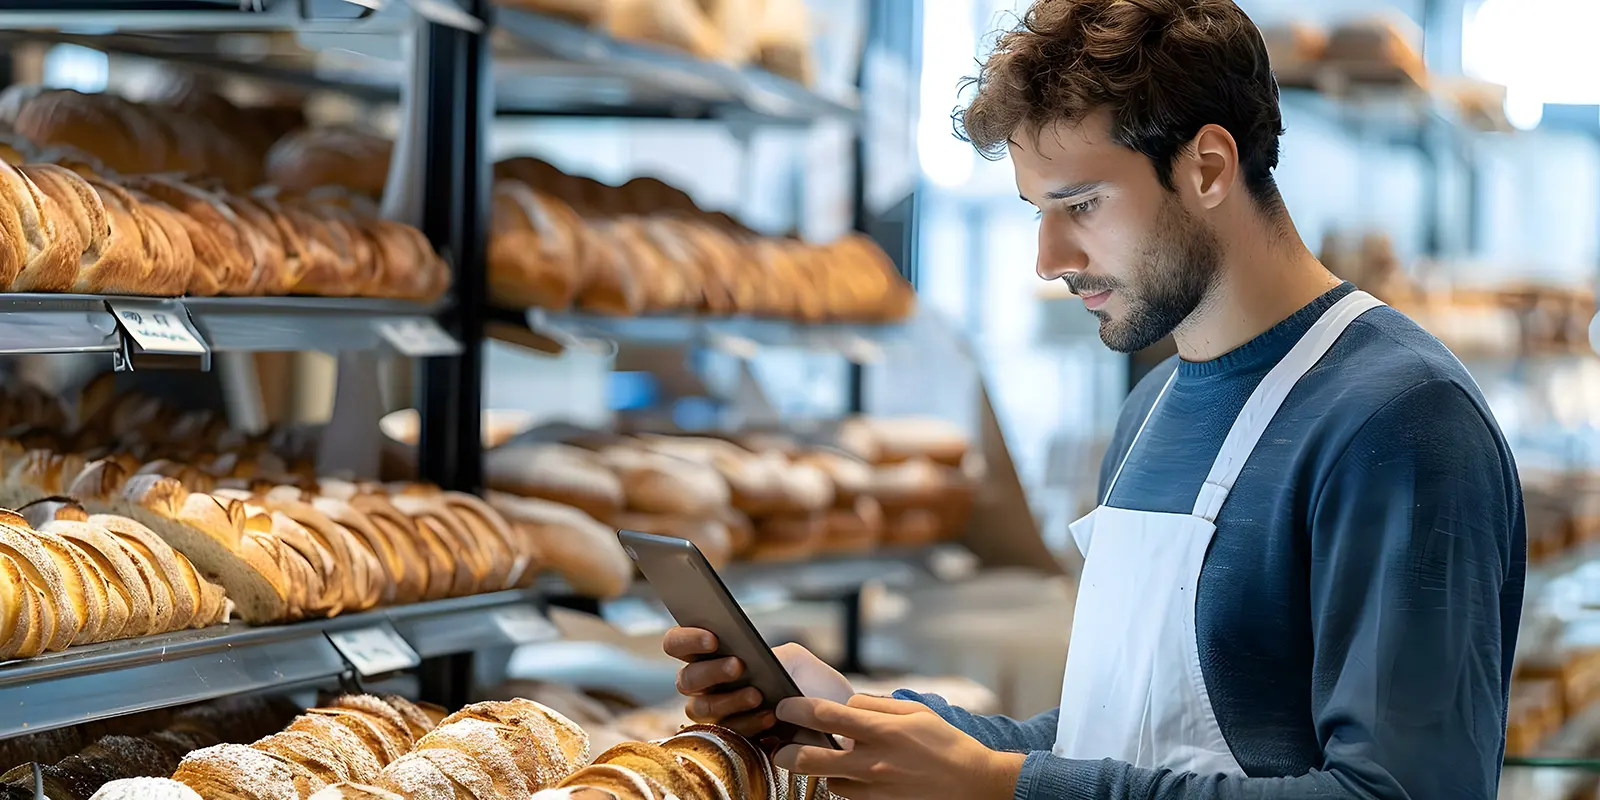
[1184,124,1240,210]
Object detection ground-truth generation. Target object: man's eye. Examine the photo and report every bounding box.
[1069,198,1100,215]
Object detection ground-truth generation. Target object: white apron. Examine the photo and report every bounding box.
[1053,290,1384,774]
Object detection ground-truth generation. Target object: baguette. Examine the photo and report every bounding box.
[0,160,81,292]
[315,496,402,606]
[349,492,438,604]
[0,550,38,660]
[107,476,286,624]
[0,521,79,651]
[390,493,487,597]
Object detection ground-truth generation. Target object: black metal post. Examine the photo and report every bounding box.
[416,0,491,496]
[411,1,491,707]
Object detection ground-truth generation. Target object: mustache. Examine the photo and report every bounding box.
[1062,274,1120,296]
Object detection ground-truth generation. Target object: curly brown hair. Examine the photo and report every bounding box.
[957,0,1285,205]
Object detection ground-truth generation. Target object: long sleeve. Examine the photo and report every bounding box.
[924,379,1524,800]
[890,690,1059,753]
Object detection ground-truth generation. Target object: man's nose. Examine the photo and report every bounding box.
[1036,226,1087,282]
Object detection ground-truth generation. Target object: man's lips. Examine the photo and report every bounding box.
[1081,290,1112,311]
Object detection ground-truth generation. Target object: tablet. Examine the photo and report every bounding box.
[618,529,843,750]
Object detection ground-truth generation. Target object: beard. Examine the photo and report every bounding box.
[1080,198,1222,353]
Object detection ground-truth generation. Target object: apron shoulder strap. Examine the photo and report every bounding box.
[1191,290,1385,522]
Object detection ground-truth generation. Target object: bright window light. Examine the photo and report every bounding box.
[1504,88,1545,131]
[918,0,976,187]
[42,44,109,93]
[1464,0,1600,108]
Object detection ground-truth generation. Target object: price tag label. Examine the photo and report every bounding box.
[377,318,461,357]
[108,301,206,355]
[492,605,561,645]
[601,598,676,638]
[327,625,421,676]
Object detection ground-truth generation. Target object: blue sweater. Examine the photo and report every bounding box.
[898,283,1526,800]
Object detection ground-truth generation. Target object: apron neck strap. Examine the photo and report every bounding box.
[1103,369,1178,502]
[1190,290,1385,522]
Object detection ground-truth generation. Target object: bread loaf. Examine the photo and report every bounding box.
[589,741,700,798]
[820,496,883,555]
[266,127,393,198]
[747,514,825,562]
[90,778,204,800]
[350,492,441,604]
[109,476,287,624]
[486,444,625,520]
[596,446,730,517]
[0,159,82,292]
[489,492,631,599]
[307,784,405,800]
[490,181,585,310]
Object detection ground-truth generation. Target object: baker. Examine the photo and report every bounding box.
[663,0,1526,798]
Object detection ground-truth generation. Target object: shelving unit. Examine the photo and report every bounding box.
[0,589,552,740]
[0,0,978,751]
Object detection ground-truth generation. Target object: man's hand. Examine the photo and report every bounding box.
[772,694,1026,800]
[663,627,856,737]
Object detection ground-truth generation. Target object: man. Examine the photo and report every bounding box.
[665,0,1526,797]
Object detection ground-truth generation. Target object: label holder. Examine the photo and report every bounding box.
[327,624,421,677]
[107,299,210,372]
[376,317,462,358]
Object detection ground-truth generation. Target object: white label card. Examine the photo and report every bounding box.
[492,605,561,645]
[601,598,676,638]
[328,625,421,676]
[377,318,461,357]
[109,301,206,354]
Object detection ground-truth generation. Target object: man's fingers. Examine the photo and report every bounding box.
[712,708,777,738]
[772,744,861,780]
[676,656,744,695]
[846,694,929,715]
[663,627,718,660]
[775,698,879,740]
[685,686,764,724]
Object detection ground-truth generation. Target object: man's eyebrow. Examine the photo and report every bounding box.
[1043,181,1106,200]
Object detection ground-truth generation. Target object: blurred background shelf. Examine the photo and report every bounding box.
[493,7,856,122]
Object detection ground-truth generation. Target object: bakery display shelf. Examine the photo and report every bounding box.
[0,294,457,359]
[493,8,857,123]
[500,307,902,362]
[0,0,477,34]
[0,588,554,740]
[0,622,347,741]
[184,295,459,355]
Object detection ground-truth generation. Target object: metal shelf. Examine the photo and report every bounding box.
[495,307,905,363]
[0,588,552,740]
[0,294,457,362]
[493,8,856,123]
[185,296,456,354]
[0,0,477,33]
